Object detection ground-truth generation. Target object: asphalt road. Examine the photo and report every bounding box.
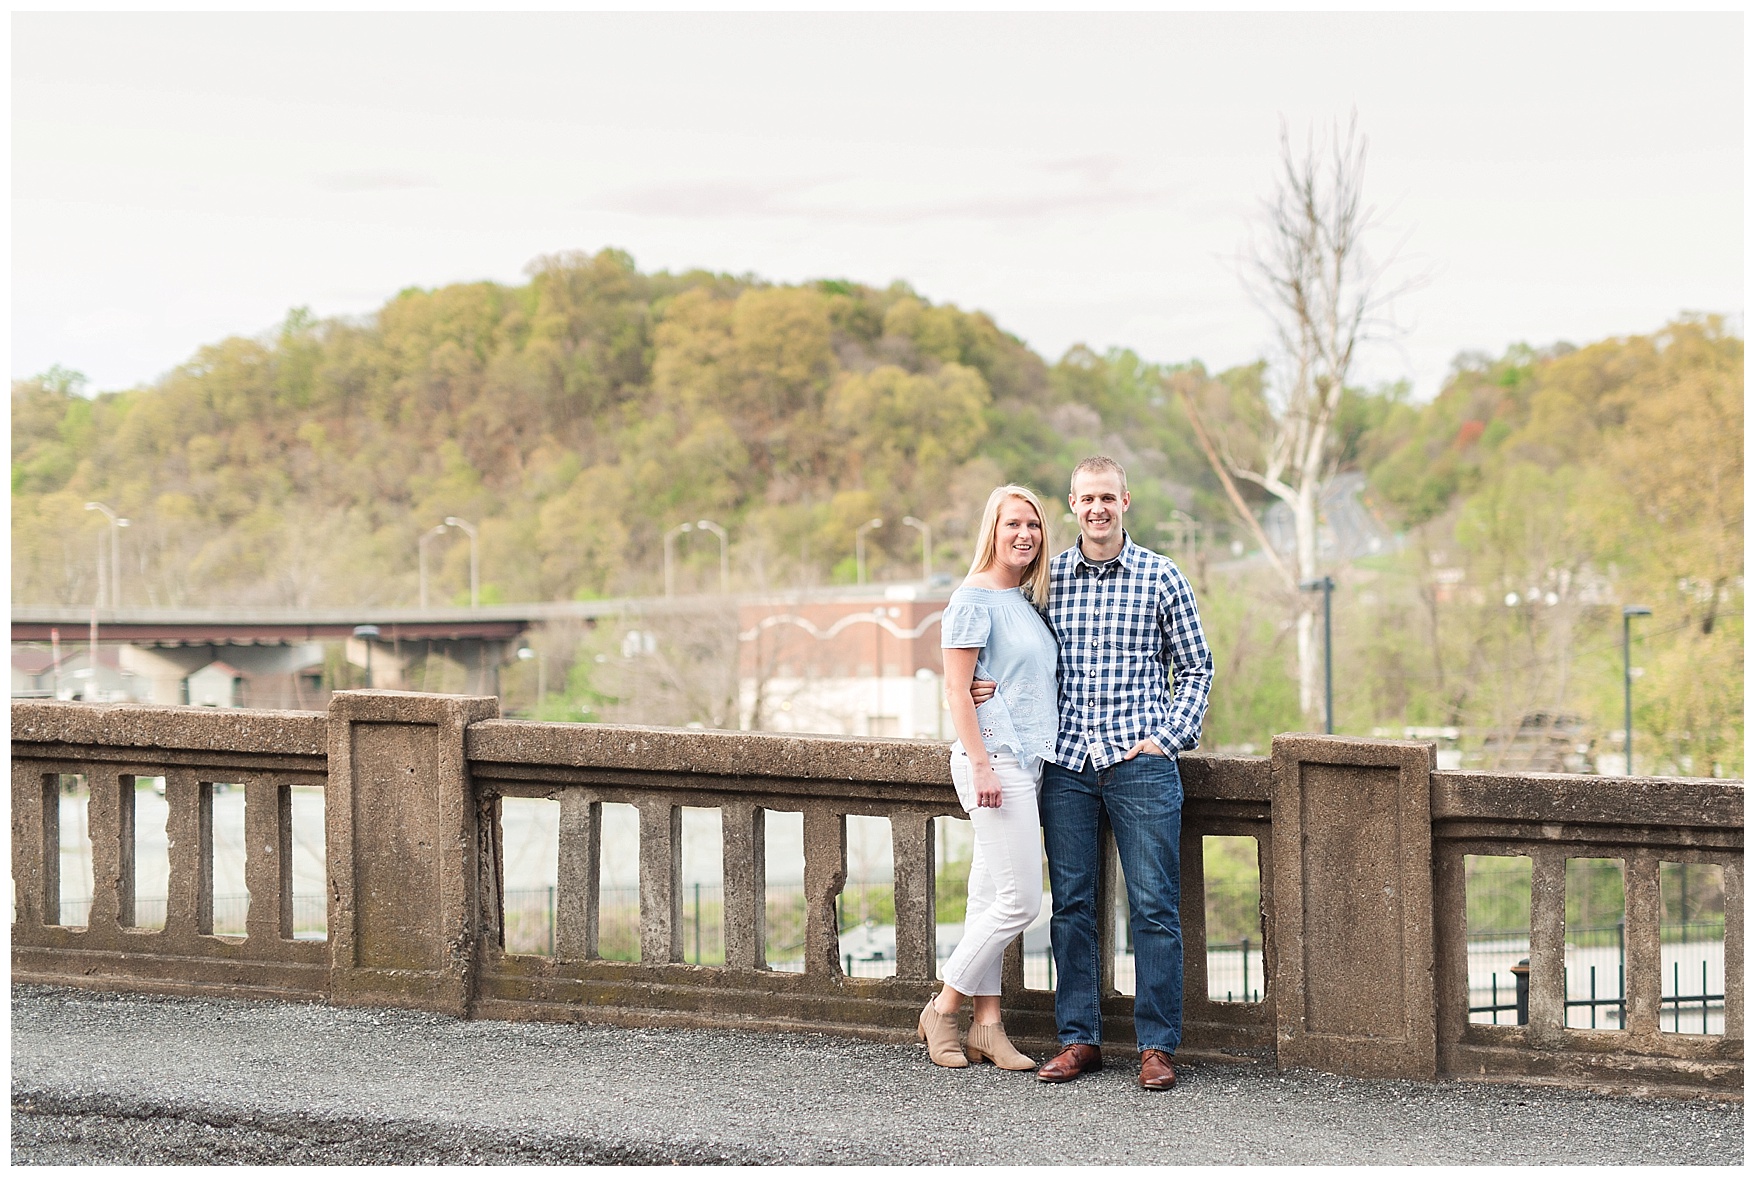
[10,985,1742,1166]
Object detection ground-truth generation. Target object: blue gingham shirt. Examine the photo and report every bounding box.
[1047,532,1214,770]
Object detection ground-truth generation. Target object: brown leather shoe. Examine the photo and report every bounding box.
[1138,1049,1176,1090]
[1035,1043,1102,1083]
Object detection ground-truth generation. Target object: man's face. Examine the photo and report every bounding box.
[1069,470,1129,549]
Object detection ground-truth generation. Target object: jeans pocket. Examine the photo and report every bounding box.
[949,750,979,813]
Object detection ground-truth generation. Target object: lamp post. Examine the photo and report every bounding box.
[518,644,546,711]
[663,522,694,597]
[83,502,130,609]
[352,624,381,689]
[1622,605,1651,775]
[418,523,448,609]
[695,518,729,593]
[1299,576,1336,734]
[855,518,883,585]
[444,517,479,608]
[902,516,931,582]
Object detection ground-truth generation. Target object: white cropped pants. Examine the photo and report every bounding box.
[939,750,1044,998]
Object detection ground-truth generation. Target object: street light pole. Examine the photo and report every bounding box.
[856,518,883,585]
[695,519,729,593]
[84,502,130,609]
[1299,576,1336,734]
[663,522,694,597]
[352,625,381,689]
[902,516,931,582]
[418,523,448,609]
[1622,605,1651,775]
[518,644,546,712]
[444,517,479,608]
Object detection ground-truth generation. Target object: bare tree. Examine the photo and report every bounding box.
[1179,114,1409,725]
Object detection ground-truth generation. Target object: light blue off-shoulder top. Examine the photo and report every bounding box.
[940,585,1060,776]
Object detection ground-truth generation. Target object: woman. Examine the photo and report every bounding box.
[918,485,1058,1071]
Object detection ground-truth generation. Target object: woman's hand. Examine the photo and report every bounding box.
[972,760,1003,808]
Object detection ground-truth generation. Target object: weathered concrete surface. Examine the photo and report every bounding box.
[1271,735,1438,1081]
[327,691,499,1016]
[10,986,1742,1166]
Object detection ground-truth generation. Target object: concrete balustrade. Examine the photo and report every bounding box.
[10,692,1742,1097]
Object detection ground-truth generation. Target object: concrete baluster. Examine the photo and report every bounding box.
[162,771,211,936]
[802,806,847,976]
[556,791,602,961]
[243,780,292,942]
[1255,825,1276,1000]
[1180,827,1210,1003]
[1722,858,1742,1040]
[1001,936,1025,994]
[637,800,682,964]
[1622,852,1662,1038]
[1526,847,1567,1044]
[1097,821,1119,994]
[88,772,135,931]
[889,812,935,980]
[12,768,54,928]
[1431,845,1471,1046]
[721,801,766,970]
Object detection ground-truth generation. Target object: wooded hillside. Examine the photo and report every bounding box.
[11,254,1742,772]
[13,249,1247,606]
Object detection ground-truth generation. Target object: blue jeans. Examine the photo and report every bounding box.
[1040,753,1184,1054]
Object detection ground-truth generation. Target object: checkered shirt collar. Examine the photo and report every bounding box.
[1067,530,1145,575]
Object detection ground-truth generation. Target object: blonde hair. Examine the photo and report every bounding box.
[967,485,1052,606]
[1070,454,1127,493]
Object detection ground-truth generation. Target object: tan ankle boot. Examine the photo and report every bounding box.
[917,999,968,1067]
[965,1020,1035,1070]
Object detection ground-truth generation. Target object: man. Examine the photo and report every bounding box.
[975,455,1213,1090]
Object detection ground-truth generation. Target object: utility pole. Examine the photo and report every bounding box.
[1300,576,1336,734]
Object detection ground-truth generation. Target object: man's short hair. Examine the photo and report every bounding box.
[1070,455,1128,493]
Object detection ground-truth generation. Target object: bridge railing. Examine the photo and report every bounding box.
[10,692,1742,1096]
[10,702,329,999]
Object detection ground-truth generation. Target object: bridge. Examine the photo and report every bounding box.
[9,694,1742,1159]
[10,586,949,710]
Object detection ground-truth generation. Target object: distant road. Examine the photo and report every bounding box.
[1217,470,1395,577]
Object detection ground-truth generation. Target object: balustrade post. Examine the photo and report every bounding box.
[1622,852,1663,1038]
[1096,821,1119,993]
[12,768,56,928]
[1269,735,1437,1080]
[890,812,936,980]
[1723,859,1743,1040]
[1526,848,1567,1044]
[162,770,211,936]
[638,800,683,964]
[326,690,498,1015]
[802,806,847,976]
[88,771,135,930]
[243,780,292,942]
[722,801,766,970]
[556,791,602,961]
[1181,826,1210,1005]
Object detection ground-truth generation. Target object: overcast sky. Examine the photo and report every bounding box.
[10,10,1744,401]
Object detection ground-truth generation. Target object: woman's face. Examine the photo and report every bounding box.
[992,497,1042,578]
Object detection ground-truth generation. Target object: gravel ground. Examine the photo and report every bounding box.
[10,984,1744,1166]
